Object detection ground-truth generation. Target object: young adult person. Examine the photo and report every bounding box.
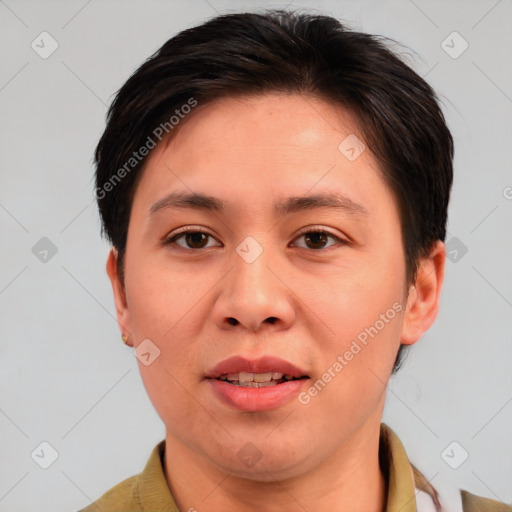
[80,9,511,512]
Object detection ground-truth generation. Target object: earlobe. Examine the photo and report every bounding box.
[400,240,446,346]
[106,248,131,338]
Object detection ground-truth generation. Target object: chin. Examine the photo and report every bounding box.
[205,439,312,482]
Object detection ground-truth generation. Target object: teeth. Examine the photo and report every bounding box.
[221,371,286,383]
[253,372,272,383]
[239,372,254,383]
[236,381,278,387]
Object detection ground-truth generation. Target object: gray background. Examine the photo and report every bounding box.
[1,0,511,510]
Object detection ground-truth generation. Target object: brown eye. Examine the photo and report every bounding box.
[292,229,346,250]
[163,227,346,251]
[180,232,210,249]
[164,227,220,250]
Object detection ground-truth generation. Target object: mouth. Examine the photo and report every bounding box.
[215,372,309,387]
[205,355,310,383]
[205,356,310,412]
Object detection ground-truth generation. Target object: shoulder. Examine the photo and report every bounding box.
[77,474,141,512]
[460,489,512,512]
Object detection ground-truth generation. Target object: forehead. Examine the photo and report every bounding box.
[131,92,393,219]
[164,93,366,156]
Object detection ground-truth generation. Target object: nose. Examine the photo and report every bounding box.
[212,239,296,333]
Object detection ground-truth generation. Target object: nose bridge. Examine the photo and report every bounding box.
[231,234,276,303]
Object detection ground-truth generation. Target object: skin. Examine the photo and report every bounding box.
[106,92,445,512]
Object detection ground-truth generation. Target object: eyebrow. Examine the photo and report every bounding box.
[149,191,369,218]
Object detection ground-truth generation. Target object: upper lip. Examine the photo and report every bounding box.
[206,355,309,379]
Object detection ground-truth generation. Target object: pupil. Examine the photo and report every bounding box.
[187,233,207,248]
[306,232,327,249]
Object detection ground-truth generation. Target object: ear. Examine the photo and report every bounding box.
[106,247,132,345]
[400,240,446,346]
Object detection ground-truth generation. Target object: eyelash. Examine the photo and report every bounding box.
[162,225,348,251]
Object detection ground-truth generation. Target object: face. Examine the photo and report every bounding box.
[107,93,443,480]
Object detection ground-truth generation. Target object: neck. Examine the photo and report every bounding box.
[163,418,388,512]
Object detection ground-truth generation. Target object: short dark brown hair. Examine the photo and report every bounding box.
[94,9,454,373]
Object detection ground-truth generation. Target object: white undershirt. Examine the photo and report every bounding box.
[414,484,464,512]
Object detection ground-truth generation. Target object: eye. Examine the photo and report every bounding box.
[163,226,220,250]
[162,226,347,251]
[291,227,347,250]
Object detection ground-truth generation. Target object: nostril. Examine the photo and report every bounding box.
[227,317,276,326]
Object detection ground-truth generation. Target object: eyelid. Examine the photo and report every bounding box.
[294,224,346,240]
[162,225,216,244]
[170,225,212,235]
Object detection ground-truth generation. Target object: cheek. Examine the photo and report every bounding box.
[322,250,405,343]
[124,261,207,395]
[125,254,202,339]
[314,247,406,405]
[137,358,201,439]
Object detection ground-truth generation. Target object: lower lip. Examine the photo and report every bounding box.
[207,378,309,412]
